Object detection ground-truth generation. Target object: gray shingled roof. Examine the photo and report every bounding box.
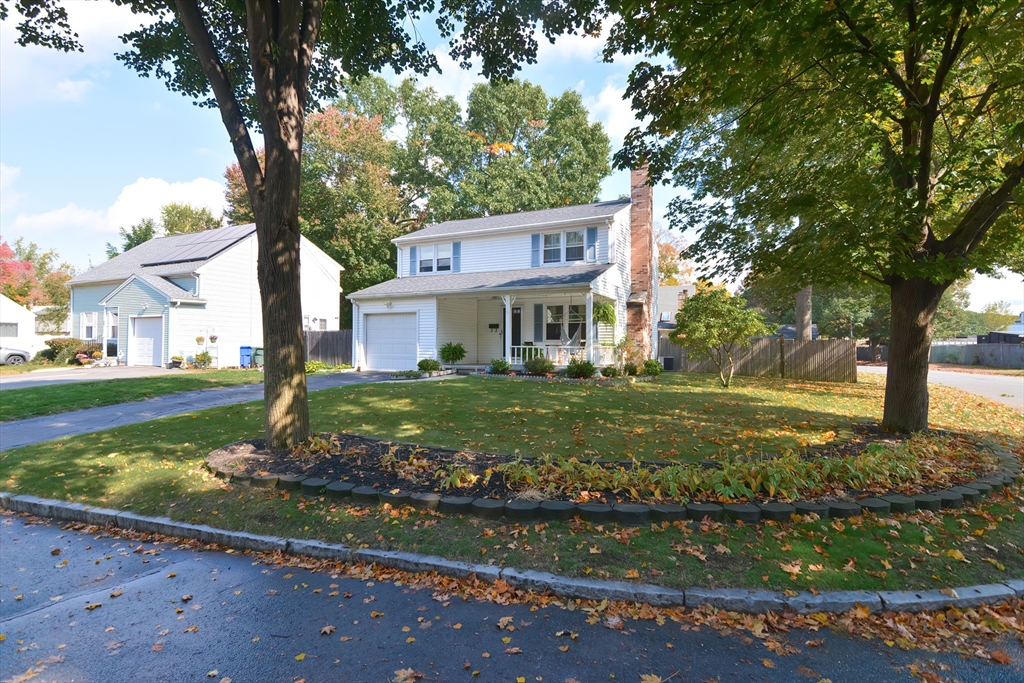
[348,263,612,300]
[393,199,631,243]
[69,223,256,285]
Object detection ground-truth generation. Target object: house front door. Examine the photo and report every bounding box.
[501,307,522,351]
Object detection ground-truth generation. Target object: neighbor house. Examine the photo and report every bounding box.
[0,293,44,355]
[656,284,697,331]
[347,168,659,371]
[67,224,342,367]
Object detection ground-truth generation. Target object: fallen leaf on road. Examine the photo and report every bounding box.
[763,659,775,668]
[206,670,219,678]
[339,636,353,642]
[109,590,122,598]
[392,668,423,683]
[294,653,306,661]
[50,548,61,556]
[505,647,522,655]
[84,603,101,611]
[558,645,569,652]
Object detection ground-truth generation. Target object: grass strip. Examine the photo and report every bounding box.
[0,369,264,422]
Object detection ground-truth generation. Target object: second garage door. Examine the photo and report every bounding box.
[364,313,417,370]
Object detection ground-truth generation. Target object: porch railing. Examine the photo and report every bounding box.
[510,345,586,365]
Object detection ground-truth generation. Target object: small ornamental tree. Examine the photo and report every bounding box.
[669,287,773,387]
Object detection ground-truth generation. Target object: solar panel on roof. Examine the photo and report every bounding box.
[140,224,255,267]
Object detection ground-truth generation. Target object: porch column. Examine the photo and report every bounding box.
[585,291,594,363]
[503,294,512,363]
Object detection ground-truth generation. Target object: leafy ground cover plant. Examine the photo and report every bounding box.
[565,357,596,379]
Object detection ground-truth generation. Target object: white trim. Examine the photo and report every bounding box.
[99,273,201,305]
[393,214,621,245]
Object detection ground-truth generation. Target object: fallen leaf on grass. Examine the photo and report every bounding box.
[625,569,640,579]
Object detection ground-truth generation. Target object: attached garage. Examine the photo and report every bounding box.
[364,312,417,370]
[130,316,164,366]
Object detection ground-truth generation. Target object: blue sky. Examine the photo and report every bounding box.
[1,2,1020,313]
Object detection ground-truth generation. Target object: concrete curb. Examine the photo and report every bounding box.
[3,492,1021,615]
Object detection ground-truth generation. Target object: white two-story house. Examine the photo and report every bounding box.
[67,223,343,368]
[348,168,659,371]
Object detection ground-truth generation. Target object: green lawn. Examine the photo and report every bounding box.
[2,371,1021,591]
[0,369,264,422]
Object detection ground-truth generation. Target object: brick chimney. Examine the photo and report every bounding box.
[626,166,655,358]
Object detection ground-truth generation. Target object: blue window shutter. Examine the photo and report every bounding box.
[452,242,461,273]
[531,234,541,267]
[533,304,543,342]
[586,227,597,262]
[409,246,418,275]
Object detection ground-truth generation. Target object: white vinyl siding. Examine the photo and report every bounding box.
[102,279,170,365]
[436,297,478,363]
[70,283,117,340]
[476,298,503,363]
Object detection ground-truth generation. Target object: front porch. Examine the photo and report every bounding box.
[435,289,617,369]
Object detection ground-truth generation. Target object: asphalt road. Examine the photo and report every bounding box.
[0,371,394,451]
[0,365,183,390]
[859,366,1023,411]
[1,516,1020,683]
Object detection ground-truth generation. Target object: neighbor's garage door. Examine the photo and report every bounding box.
[130,316,163,366]
[364,313,417,371]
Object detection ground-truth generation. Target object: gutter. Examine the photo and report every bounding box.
[348,281,597,302]
[392,212,624,245]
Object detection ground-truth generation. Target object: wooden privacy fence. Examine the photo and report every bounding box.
[657,336,858,383]
[305,329,352,365]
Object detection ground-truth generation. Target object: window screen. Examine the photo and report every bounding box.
[419,245,434,273]
[565,231,584,262]
[436,243,451,272]
[543,234,561,264]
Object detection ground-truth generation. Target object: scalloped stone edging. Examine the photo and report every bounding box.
[476,373,657,386]
[202,437,1020,526]
[2,491,1021,615]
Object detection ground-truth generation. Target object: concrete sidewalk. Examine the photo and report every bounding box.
[0,371,393,451]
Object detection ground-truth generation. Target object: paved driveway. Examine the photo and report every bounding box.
[0,371,394,451]
[860,365,1023,411]
[0,365,182,390]
[2,516,1019,683]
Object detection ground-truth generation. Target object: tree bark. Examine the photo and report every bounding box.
[795,286,813,341]
[881,277,947,433]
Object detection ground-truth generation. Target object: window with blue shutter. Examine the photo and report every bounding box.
[585,227,597,262]
[452,242,461,272]
[409,246,418,275]
[534,304,543,342]
[531,234,541,267]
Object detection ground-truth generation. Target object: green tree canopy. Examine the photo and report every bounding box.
[105,218,158,259]
[609,0,1024,431]
[669,286,774,387]
[161,202,221,235]
[339,77,612,222]
[225,108,411,326]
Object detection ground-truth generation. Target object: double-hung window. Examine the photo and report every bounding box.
[419,245,435,273]
[80,312,97,340]
[543,234,561,264]
[436,243,451,272]
[546,305,564,341]
[564,231,585,262]
[568,305,586,341]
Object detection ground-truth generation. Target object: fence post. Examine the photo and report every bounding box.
[779,336,785,379]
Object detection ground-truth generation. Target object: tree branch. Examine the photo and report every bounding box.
[832,2,916,102]
[939,152,1024,258]
[298,0,324,107]
[172,0,263,197]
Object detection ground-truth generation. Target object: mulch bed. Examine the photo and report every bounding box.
[205,424,997,504]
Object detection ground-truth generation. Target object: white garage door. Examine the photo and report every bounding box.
[364,313,417,371]
[130,316,164,367]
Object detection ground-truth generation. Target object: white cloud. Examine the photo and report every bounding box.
[0,163,21,211]
[585,80,638,146]
[0,2,149,106]
[3,176,226,270]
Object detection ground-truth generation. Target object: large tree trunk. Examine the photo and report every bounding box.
[795,285,813,341]
[253,141,310,449]
[882,277,947,433]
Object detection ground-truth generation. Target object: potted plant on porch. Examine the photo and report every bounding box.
[439,342,466,368]
[170,355,184,369]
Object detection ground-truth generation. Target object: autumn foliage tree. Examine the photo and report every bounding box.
[610,0,1024,432]
[0,239,74,332]
[4,0,605,448]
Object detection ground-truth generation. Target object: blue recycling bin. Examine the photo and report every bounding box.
[240,345,253,368]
